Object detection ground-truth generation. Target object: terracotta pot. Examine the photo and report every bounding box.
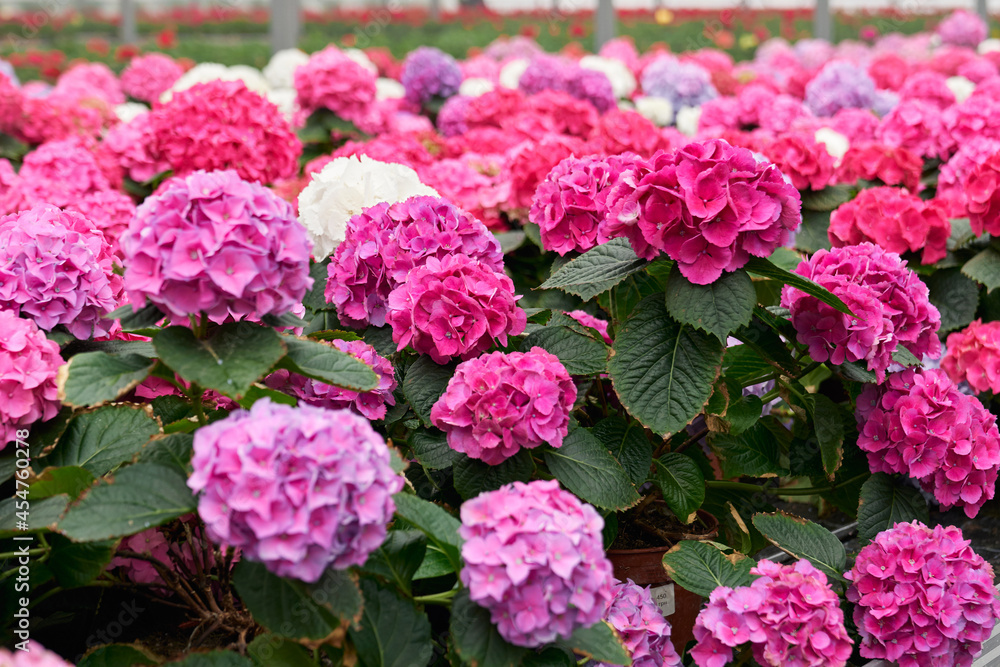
[606,509,719,656]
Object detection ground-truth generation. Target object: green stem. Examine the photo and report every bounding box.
[707,473,868,497]
[188,385,208,427]
[413,588,457,606]
[0,547,47,560]
[796,361,822,381]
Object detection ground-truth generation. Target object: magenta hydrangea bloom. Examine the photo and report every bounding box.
[530,154,636,256]
[566,310,612,344]
[294,46,377,122]
[847,521,1000,667]
[265,339,397,420]
[430,347,576,465]
[692,559,853,667]
[459,479,614,647]
[0,641,74,666]
[0,310,61,450]
[120,170,313,325]
[593,579,682,667]
[601,140,801,284]
[386,254,526,364]
[857,367,1000,518]
[188,399,404,582]
[943,319,1000,393]
[0,204,122,338]
[401,46,463,106]
[326,195,502,329]
[120,53,184,103]
[781,243,941,382]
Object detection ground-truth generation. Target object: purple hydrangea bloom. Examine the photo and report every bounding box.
[640,57,718,109]
[592,579,682,667]
[937,10,988,48]
[519,55,572,96]
[402,46,463,106]
[436,94,471,137]
[566,67,616,113]
[188,399,404,582]
[805,61,877,117]
[872,88,900,117]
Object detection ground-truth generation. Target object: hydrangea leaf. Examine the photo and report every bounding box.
[57,352,155,409]
[653,454,705,524]
[47,534,116,588]
[751,511,848,583]
[402,356,457,427]
[804,394,845,478]
[453,450,534,500]
[554,621,630,665]
[962,246,1000,292]
[247,636,317,667]
[164,651,252,666]
[661,540,757,598]
[76,644,159,667]
[710,420,787,479]
[744,256,852,315]
[794,209,833,253]
[349,578,433,667]
[927,268,980,332]
[0,494,69,537]
[391,493,462,573]
[408,429,461,470]
[521,325,608,375]
[278,334,378,392]
[664,267,757,342]
[542,427,641,511]
[450,588,529,667]
[44,405,160,477]
[857,473,930,545]
[591,416,653,486]
[539,238,648,300]
[800,184,855,211]
[361,530,427,596]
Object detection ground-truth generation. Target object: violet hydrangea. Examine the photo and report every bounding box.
[0,310,61,450]
[188,399,404,582]
[592,579,682,667]
[804,61,877,117]
[401,46,463,106]
[640,57,718,109]
[459,479,614,647]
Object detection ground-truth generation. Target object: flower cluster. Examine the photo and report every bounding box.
[459,479,614,647]
[15,138,112,209]
[828,187,951,265]
[120,53,185,103]
[110,524,197,590]
[602,140,801,284]
[692,559,853,667]
[0,310,61,450]
[264,339,397,420]
[593,579,682,667]
[401,46,463,106]
[847,521,1000,667]
[641,57,718,109]
[0,205,122,339]
[804,61,877,117]
[937,9,988,47]
[149,80,301,184]
[64,189,137,259]
[876,100,945,160]
[386,254,526,364]
[762,133,836,191]
[293,46,377,121]
[326,195,502,328]
[188,399,404,582]
[100,112,171,184]
[120,170,312,324]
[430,347,576,465]
[942,319,1000,393]
[782,243,941,382]
[836,142,923,191]
[0,642,74,666]
[856,367,1000,517]
[503,133,592,213]
[964,152,1000,235]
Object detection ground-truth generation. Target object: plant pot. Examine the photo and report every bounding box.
[606,509,719,655]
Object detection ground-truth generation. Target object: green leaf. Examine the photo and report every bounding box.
[236,384,298,409]
[412,546,453,580]
[806,394,845,477]
[154,323,286,399]
[608,294,724,436]
[247,636,317,667]
[543,427,641,511]
[710,421,787,478]
[58,352,155,408]
[948,217,977,251]
[58,463,196,541]
[661,540,756,598]
[28,466,95,500]
[77,645,159,667]
[891,346,922,367]
[857,473,930,544]
[751,511,848,582]
[800,184,855,211]
[539,238,648,300]
[927,269,980,332]
[362,530,427,595]
[166,651,252,666]
[349,578,433,667]
[138,433,194,474]
[279,334,378,391]
[494,230,526,254]
[408,429,460,470]
[45,405,160,477]
[402,356,456,427]
[521,326,608,375]
[521,649,576,667]
[104,302,165,331]
[391,493,462,573]
[47,533,116,587]
[664,267,756,341]
[0,494,69,536]
[962,247,1000,292]
[450,588,529,667]
[453,450,534,500]
[653,454,705,524]
[725,395,763,435]
[794,209,833,253]
[302,258,332,312]
[744,257,852,315]
[591,416,653,486]
[555,622,631,665]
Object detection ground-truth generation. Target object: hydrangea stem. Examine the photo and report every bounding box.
[706,472,868,497]
[413,587,458,606]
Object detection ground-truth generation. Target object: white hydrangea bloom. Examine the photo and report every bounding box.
[459,77,494,97]
[264,48,309,90]
[266,88,299,124]
[814,127,850,162]
[375,77,406,100]
[634,95,674,127]
[114,102,149,124]
[978,38,1000,54]
[345,49,379,75]
[946,76,976,103]
[579,55,637,99]
[499,58,529,89]
[675,105,701,137]
[161,63,269,102]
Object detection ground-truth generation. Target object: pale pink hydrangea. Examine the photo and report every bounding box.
[502,133,593,213]
[899,71,957,110]
[937,138,1000,211]
[264,339,397,420]
[692,559,853,667]
[937,10,989,48]
[120,53,184,103]
[0,310,61,450]
[593,579,682,667]
[0,158,22,215]
[16,138,111,208]
[53,62,124,106]
[188,399,404,582]
[847,522,1000,667]
[386,254,526,364]
[781,243,941,382]
[294,46,377,122]
[120,170,312,325]
[942,319,1000,393]
[964,152,1000,235]
[430,347,576,465]
[459,479,614,647]
[110,524,196,590]
[940,97,1000,159]
[0,642,74,666]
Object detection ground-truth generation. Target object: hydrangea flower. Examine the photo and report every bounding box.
[149,80,301,184]
[836,142,922,191]
[386,254,526,364]
[401,46,462,106]
[641,57,718,109]
[110,524,197,591]
[120,53,184,103]
[64,190,137,259]
[419,156,510,231]
[591,579,682,667]
[459,479,614,647]
[120,170,312,325]
[326,195,502,328]
[264,48,309,90]
[692,559,853,667]
[565,310,612,344]
[0,642,74,666]
[964,152,1000,235]
[781,243,941,382]
[430,347,576,465]
[591,108,671,157]
[942,319,1000,393]
[804,62,877,117]
[0,205,122,339]
[16,138,112,209]
[828,187,950,264]
[264,339,397,420]
[294,46,377,122]
[937,10,988,48]
[0,310,61,450]
[502,133,591,213]
[565,67,616,113]
[938,139,1000,213]
[857,367,1000,517]
[876,100,946,159]
[99,112,171,184]
[188,399,404,582]
[847,521,1000,667]
[54,62,124,106]
[899,71,957,110]
[763,133,836,191]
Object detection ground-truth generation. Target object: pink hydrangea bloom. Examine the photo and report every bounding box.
[965,152,1000,235]
[188,399,404,582]
[120,170,312,325]
[846,521,1000,667]
[419,156,510,231]
[0,641,74,666]
[0,310,61,450]
[326,196,503,328]
[53,62,124,106]
[829,107,880,144]
[899,71,957,110]
[294,46,377,123]
[99,112,171,184]
[692,559,853,667]
[0,204,122,338]
[781,243,941,382]
[942,319,1000,393]
[120,53,184,103]
[502,133,592,213]
[937,10,988,48]
[602,140,801,284]
[566,310,612,344]
[940,97,1000,159]
[149,80,301,184]
[938,139,1000,213]
[836,142,922,191]
[590,109,671,158]
[594,579,682,667]
[875,100,946,159]
[0,158,23,215]
[763,133,836,190]
[16,138,111,208]
[459,479,614,647]
[530,154,636,256]
[264,339,397,420]
[430,347,576,465]
[110,524,197,590]
[828,187,950,264]
[505,90,599,140]
[386,254,526,364]
[64,189,137,259]
[857,367,1000,517]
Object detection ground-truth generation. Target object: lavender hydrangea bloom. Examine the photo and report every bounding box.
[871,88,899,117]
[518,55,571,96]
[566,67,616,113]
[640,57,718,109]
[805,61,877,117]
[402,46,463,106]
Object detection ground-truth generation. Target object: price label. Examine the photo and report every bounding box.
[650,582,675,617]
